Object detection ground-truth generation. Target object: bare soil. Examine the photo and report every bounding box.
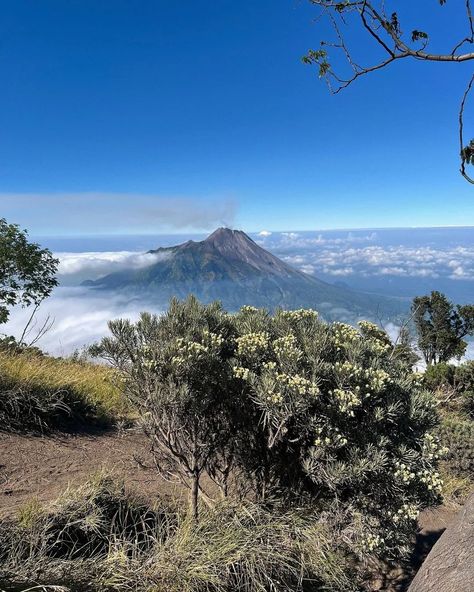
[0,428,183,518]
[0,428,467,591]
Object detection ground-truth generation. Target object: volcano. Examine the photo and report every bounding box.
[84,228,401,320]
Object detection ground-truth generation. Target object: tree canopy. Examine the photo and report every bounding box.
[304,1,474,182]
[412,291,474,365]
[0,218,58,325]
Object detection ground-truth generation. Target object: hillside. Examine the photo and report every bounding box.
[84,228,402,320]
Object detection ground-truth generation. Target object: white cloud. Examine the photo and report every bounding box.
[1,288,162,356]
[272,238,474,282]
[258,230,272,237]
[57,250,168,284]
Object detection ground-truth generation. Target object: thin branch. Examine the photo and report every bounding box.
[19,303,40,345]
[459,73,474,184]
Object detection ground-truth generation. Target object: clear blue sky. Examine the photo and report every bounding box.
[1,0,474,234]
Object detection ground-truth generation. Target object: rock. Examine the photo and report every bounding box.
[408,494,474,592]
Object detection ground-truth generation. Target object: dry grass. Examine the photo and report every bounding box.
[0,351,130,431]
[0,477,357,592]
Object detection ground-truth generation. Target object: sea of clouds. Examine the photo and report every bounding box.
[3,227,474,356]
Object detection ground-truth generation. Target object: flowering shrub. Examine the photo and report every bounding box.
[233,307,443,559]
[94,299,443,563]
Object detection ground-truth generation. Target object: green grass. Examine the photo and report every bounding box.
[0,351,130,431]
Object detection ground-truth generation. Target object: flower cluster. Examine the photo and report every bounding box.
[331,388,360,414]
[272,334,302,363]
[233,366,250,380]
[202,329,224,351]
[358,321,391,350]
[417,469,443,493]
[239,305,259,314]
[368,339,392,356]
[388,503,419,523]
[171,338,210,367]
[279,309,318,322]
[276,372,320,397]
[333,322,360,349]
[394,461,416,484]
[422,433,449,461]
[262,361,277,371]
[265,391,284,405]
[361,532,385,553]
[334,361,391,395]
[236,332,269,358]
[366,368,392,392]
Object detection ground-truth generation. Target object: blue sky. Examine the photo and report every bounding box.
[1,0,474,234]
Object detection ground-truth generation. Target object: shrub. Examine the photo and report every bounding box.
[92,297,240,520]
[0,351,128,431]
[454,359,474,392]
[423,362,455,392]
[94,300,443,565]
[462,390,474,418]
[232,311,443,560]
[437,415,474,479]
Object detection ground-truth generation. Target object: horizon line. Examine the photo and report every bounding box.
[31,224,474,238]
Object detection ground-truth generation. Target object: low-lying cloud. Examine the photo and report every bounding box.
[2,288,162,356]
[57,250,168,284]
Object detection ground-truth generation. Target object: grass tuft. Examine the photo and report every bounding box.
[0,351,129,431]
[0,477,357,592]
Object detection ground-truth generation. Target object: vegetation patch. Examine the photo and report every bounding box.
[0,476,356,592]
[0,351,129,432]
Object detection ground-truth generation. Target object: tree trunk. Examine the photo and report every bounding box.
[190,470,199,522]
[408,493,474,592]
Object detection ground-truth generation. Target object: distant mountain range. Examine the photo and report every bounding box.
[83,228,404,321]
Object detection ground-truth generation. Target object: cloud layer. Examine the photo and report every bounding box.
[257,232,474,283]
[2,288,160,356]
[57,250,168,284]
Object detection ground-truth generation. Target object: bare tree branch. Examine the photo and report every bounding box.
[459,73,474,184]
[306,0,474,183]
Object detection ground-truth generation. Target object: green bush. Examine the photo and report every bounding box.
[462,390,474,418]
[437,415,474,478]
[454,360,474,392]
[93,299,443,564]
[423,362,455,391]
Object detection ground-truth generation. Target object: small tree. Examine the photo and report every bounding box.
[0,218,58,325]
[412,291,474,365]
[92,297,238,520]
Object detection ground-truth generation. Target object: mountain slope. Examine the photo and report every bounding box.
[84,228,403,320]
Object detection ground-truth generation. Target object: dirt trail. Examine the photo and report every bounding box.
[0,428,182,518]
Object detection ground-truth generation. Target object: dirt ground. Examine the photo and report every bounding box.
[0,427,466,591]
[0,427,185,518]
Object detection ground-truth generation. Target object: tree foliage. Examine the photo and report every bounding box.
[412,291,474,365]
[94,298,444,561]
[304,0,474,183]
[0,218,58,325]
